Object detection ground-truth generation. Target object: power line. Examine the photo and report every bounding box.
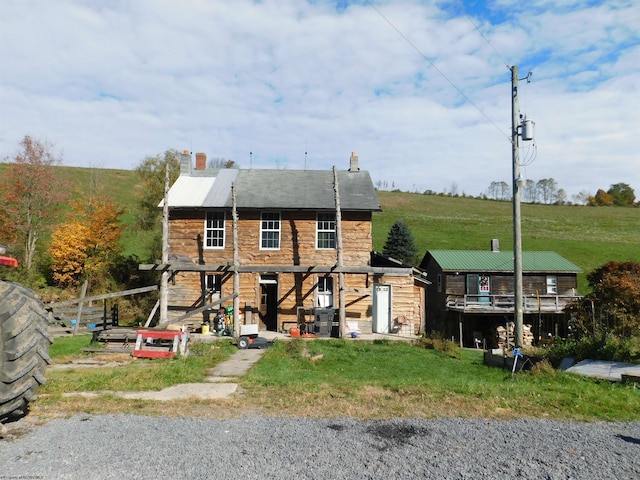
[365,0,510,142]
[456,0,511,69]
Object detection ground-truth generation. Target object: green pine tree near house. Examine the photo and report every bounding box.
[382,220,418,265]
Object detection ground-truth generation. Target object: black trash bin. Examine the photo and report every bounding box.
[314,308,334,338]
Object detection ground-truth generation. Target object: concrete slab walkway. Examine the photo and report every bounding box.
[566,359,640,382]
[57,346,267,402]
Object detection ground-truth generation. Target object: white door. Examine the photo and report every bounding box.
[373,284,391,334]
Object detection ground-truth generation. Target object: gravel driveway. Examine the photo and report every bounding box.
[2,415,639,479]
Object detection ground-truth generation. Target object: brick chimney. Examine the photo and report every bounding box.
[196,152,207,170]
[349,151,359,172]
[195,152,207,170]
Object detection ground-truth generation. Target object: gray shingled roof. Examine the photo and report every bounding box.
[165,168,381,211]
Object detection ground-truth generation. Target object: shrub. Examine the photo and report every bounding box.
[415,334,461,359]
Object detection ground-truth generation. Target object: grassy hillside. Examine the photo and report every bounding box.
[374,191,639,293]
[3,164,637,293]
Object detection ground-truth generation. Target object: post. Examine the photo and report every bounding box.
[333,167,346,338]
[159,158,171,326]
[73,280,88,335]
[232,182,241,339]
[511,65,524,348]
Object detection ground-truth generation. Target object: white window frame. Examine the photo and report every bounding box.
[260,212,281,250]
[205,211,225,249]
[546,275,558,294]
[316,213,336,249]
[317,276,334,308]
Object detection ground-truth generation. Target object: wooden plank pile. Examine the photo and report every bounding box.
[496,322,534,349]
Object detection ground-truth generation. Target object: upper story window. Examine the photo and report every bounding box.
[205,212,225,248]
[260,212,281,249]
[546,275,558,294]
[316,213,336,249]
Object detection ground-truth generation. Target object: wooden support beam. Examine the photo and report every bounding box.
[48,285,158,307]
[171,292,238,323]
[138,263,411,275]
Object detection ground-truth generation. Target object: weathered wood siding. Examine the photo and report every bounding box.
[441,273,577,297]
[375,273,424,334]
[166,209,390,332]
[169,210,372,267]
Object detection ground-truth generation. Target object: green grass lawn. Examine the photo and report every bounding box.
[37,337,639,421]
[242,340,640,421]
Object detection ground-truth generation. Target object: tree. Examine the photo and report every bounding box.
[607,183,635,206]
[208,157,239,169]
[567,261,640,338]
[49,195,124,287]
[382,220,418,265]
[135,149,181,230]
[134,150,181,260]
[487,181,509,200]
[48,220,91,286]
[536,178,558,204]
[0,135,69,278]
[589,189,614,206]
[555,188,567,205]
[572,190,591,205]
[523,179,537,203]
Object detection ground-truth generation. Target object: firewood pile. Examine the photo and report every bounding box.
[496,322,534,349]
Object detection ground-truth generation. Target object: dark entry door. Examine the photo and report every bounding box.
[259,275,278,331]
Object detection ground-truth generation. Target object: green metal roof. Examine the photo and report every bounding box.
[424,250,582,273]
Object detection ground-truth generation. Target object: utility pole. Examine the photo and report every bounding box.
[511,65,523,348]
[333,166,346,338]
[159,158,171,326]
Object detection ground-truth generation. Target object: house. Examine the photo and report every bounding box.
[419,242,582,348]
[147,151,427,336]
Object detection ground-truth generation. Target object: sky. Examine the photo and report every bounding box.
[1,0,638,199]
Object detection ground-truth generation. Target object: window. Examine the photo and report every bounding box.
[205,274,221,293]
[204,274,221,304]
[205,212,225,248]
[316,213,336,249]
[317,276,334,308]
[260,212,281,249]
[546,275,558,294]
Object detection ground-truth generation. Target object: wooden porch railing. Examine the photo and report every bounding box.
[446,293,581,313]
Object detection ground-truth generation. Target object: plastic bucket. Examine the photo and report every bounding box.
[290,327,300,338]
[201,324,210,335]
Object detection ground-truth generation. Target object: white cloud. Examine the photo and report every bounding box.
[0,0,638,198]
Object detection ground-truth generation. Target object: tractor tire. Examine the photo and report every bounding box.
[0,281,52,423]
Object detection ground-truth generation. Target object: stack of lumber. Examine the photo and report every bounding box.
[496,323,534,349]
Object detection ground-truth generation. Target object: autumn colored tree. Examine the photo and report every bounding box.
[0,135,69,277]
[48,220,91,286]
[49,195,124,287]
[567,261,640,337]
[589,189,614,206]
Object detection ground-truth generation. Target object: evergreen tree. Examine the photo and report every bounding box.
[382,220,418,265]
